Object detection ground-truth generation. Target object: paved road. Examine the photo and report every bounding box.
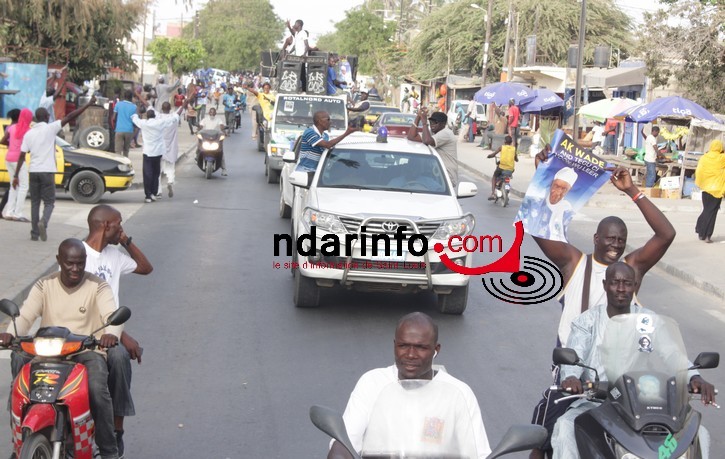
[1,117,723,458]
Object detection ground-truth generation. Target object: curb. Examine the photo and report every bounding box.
[457,158,725,301]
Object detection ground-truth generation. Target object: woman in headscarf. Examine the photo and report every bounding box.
[694,139,725,243]
[1,108,33,221]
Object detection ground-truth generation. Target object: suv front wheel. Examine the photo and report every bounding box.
[437,285,468,315]
[294,270,320,308]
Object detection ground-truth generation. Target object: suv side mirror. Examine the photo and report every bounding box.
[282,151,296,163]
[553,348,580,366]
[289,170,312,189]
[691,352,719,370]
[456,181,478,198]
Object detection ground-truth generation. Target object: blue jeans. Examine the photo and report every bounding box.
[645,161,656,188]
[107,344,135,417]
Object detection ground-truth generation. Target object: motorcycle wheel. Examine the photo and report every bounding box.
[501,185,509,207]
[205,160,214,179]
[19,433,53,459]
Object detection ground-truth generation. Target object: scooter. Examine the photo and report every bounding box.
[310,377,547,458]
[492,159,513,208]
[196,129,225,179]
[0,299,131,459]
[551,313,719,459]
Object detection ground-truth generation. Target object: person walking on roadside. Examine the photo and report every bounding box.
[113,90,138,157]
[19,96,96,241]
[407,107,459,188]
[173,88,185,126]
[695,139,725,243]
[186,97,198,135]
[197,88,208,121]
[157,102,182,198]
[222,86,236,135]
[83,204,153,458]
[504,98,521,148]
[1,108,31,222]
[132,89,188,203]
[153,76,180,112]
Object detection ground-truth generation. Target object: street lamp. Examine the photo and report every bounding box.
[471,2,493,88]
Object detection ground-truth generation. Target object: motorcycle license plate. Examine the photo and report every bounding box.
[504,183,511,190]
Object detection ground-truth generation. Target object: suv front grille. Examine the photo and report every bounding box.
[338,217,440,239]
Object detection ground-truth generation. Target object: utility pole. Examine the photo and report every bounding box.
[140,6,148,83]
[502,0,513,81]
[480,0,493,87]
[194,11,199,39]
[573,0,586,138]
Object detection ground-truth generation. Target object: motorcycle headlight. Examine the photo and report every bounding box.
[303,209,347,234]
[31,338,65,357]
[202,141,220,150]
[431,215,475,240]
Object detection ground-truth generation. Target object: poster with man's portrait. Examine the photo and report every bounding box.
[516,129,612,242]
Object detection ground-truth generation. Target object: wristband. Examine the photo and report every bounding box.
[122,236,132,248]
[632,192,645,202]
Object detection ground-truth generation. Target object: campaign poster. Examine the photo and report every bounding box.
[0,62,47,117]
[516,129,612,242]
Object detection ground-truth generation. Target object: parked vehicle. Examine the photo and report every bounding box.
[363,105,400,131]
[0,120,134,204]
[283,134,478,313]
[369,112,418,138]
[552,313,719,459]
[446,100,486,135]
[196,129,225,179]
[263,94,348,184]
[0,299,131,459]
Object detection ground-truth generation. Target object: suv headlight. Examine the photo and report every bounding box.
[269,146,288,156]
[303,209,347,233]
[431,215,475,240]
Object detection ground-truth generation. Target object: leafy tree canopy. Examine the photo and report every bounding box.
[409,0,633,80]
[637,0,725,112]
[188,0,284,71]
[0,0,145,81]
[148,37,206,76]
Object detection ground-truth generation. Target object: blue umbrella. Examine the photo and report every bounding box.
[474,82,535,106]
[624,96,720,123]
[520,89,564,113]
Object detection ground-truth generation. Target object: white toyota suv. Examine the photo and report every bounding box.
[283,134,478,314]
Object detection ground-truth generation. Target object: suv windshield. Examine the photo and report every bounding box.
[274,96,346,130]
[318,149,449,195]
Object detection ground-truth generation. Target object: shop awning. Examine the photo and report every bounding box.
[585,66,646,89]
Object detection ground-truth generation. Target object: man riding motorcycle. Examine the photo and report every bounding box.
[327,312,491,459]
[551,262,716,459]
[196,108,228,176]
[487,134,517,201]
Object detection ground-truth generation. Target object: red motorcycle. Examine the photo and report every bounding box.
[0,299,130,459]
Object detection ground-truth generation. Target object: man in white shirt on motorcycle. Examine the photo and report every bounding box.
[196,107,228,176]
[328,312,491,459]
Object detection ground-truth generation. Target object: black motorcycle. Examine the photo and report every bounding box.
[552,313,719,459]
[196,129,225,179]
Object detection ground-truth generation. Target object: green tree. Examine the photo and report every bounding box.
[147,37,206,76]
[409,0,633,80]
[187,0,284,71]
[637,0,725,112]
[0,0,145,80]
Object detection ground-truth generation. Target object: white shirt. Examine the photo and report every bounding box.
[199,116,225,132]
[339,365,491,458]
[644,134,658,163]
[132,114,178,157]
[288,30,310,56]
[21,120,62,173]
[467,100,477,120]
[591,125,605,143]
[82,242,137,308]
[157,113,180,162]
[431,128,459,187]
[39,94,56,122]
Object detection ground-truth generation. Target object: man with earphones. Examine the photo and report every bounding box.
[327,312,491,459]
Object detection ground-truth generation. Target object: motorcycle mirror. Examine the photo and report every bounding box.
[0,299,20,318]
[690,352,720,370]
[487,424,548,459]
[90,306,132,337]
[552,348,580,366]
[0,299,20,337]
[309,405,361,459]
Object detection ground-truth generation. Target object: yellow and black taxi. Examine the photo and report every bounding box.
[1,119,134,204]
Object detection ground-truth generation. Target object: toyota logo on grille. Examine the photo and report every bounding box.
[381,221,399,232]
